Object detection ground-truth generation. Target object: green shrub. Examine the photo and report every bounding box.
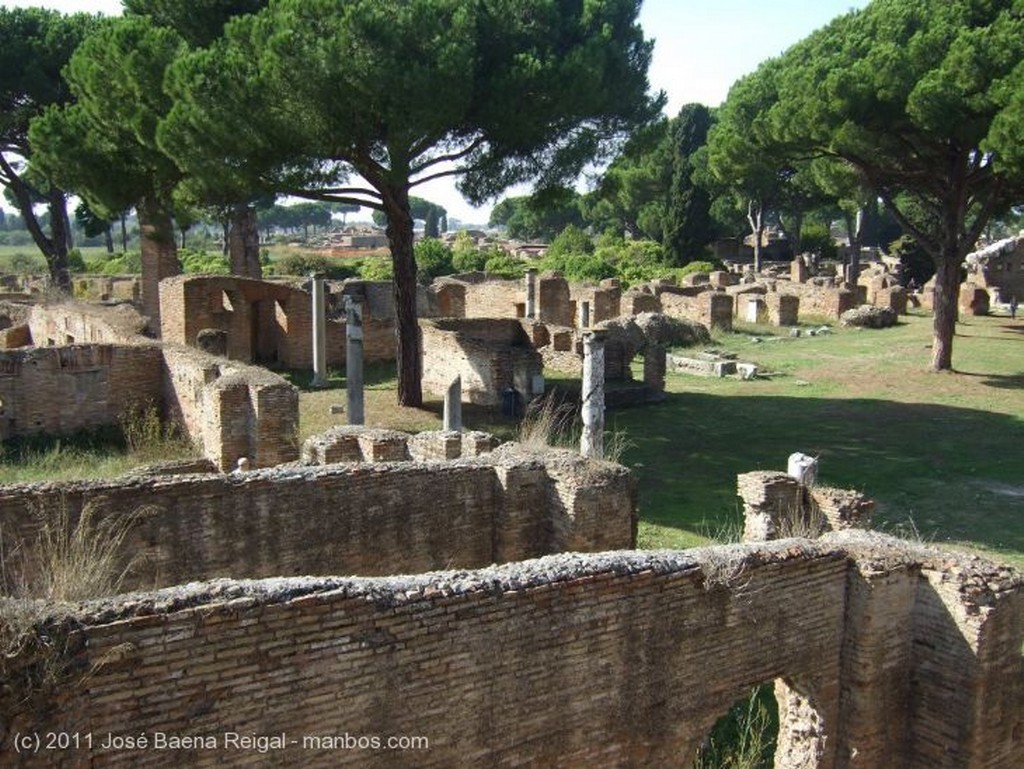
[274,252,359,280]
[800,223,838,261]
[358,255,394,281]
[414,237,453,282]
[66,249,87,274]
[86,251,142,275]
[179,247,229,275]
[483,250,526,278]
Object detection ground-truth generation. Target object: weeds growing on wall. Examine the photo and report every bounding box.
[3,501,152,603]
[694,685,778,769]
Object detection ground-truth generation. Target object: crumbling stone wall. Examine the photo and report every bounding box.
[1,533,1019,768]
[161,345,298,470]
[0,344,164,440]
[27,301,148,345]
[659,288,734,331]
[421,318,543,406]
[0,446,635,592]
[738,471,874,541]
[444,274,523,318]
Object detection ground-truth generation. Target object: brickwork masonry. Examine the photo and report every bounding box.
[0,532,1020,768]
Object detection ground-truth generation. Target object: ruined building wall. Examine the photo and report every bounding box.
[0,344,164,440]
[421,319,544,406]
[0,448,635,592]
[453,276,523,318]
[160,276,395,367]
[2,533,1019,768]
[160,345,298,470]
[27,301,148,346]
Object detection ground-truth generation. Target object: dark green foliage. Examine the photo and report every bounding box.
[358,256,394,282]
[178,247,229,274]
[123,0,268,47]
[273,253,358,280]
[482,250,526,279]
[86,251,143,275]
[414,237,453,283]
[889,236,935,287]
[66,249,86,273]
[489,187,585,241]
[799,223,837,261]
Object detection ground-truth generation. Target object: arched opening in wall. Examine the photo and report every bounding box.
[692,684,779,769]
[221,290,234,313]
[0,315,11,330]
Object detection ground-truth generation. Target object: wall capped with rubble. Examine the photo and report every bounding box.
[0,445,635,592]
[1,532,1020,768]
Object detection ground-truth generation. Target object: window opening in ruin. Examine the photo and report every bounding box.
[221,290,235,313]
[692,685,778,769]
[0,315,10,331]
[275,300,288,333]
[0,396,5,416]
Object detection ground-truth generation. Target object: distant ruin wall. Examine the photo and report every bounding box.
[0,448,635,592]
[0,344,163,440]
[2,533,1020,768]
[27,301,148,345]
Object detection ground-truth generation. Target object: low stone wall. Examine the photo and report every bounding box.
[1,533,1020,768]
[0,446,635,592]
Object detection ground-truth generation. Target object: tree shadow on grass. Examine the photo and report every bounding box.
[617,392,1024,559]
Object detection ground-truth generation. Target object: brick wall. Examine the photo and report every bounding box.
[0,448,635,592]
[2,532,1019,767]
[421,319,543,406]
[0,344,164,440]
[27,301,148,345]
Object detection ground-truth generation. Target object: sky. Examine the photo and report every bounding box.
[3,0,870,223]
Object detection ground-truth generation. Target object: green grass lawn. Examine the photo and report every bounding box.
[612,310,1024,567]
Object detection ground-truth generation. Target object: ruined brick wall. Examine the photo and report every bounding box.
[160,345,298,470]
[0,344,163,440]
[159,276,395,368]
[782,282,857,320]
[659,289,733,331]
[570,283,621,325]
[451,275,523,318]
[27,301,148,345]
[2,532,1019,768]
[0,448,635,591]
[421,319,543,406]
[766,293,800,326]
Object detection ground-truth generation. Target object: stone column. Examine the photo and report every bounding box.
[345,295,365,425]
[579,300,591,329]
[443,375,462,432]
[310,273,328,388]
[525,269,537,319]
[580,331,606,459]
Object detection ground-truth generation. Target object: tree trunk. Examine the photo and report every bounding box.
[228,204,263,278]
[120,213,128,252]
[2,164,70,292]
[137,196,181,336]
[104,225,114,254]
[46,189,72,292]
[383,185,423,407]
[930,251,961,371]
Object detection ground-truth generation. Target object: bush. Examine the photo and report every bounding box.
[414,237,453,282]
[358,255,394,281]
[86,251,142,275]
[483,250,526,278]
[66,249,87,274]
[675,259,723,278]
[800,223,838,261]
[888,235,934,287]
[9,252,41,274]
[274,252,359,280]
[179,247,229,275]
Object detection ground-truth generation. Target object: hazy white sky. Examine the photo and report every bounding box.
[2,0,870,222]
